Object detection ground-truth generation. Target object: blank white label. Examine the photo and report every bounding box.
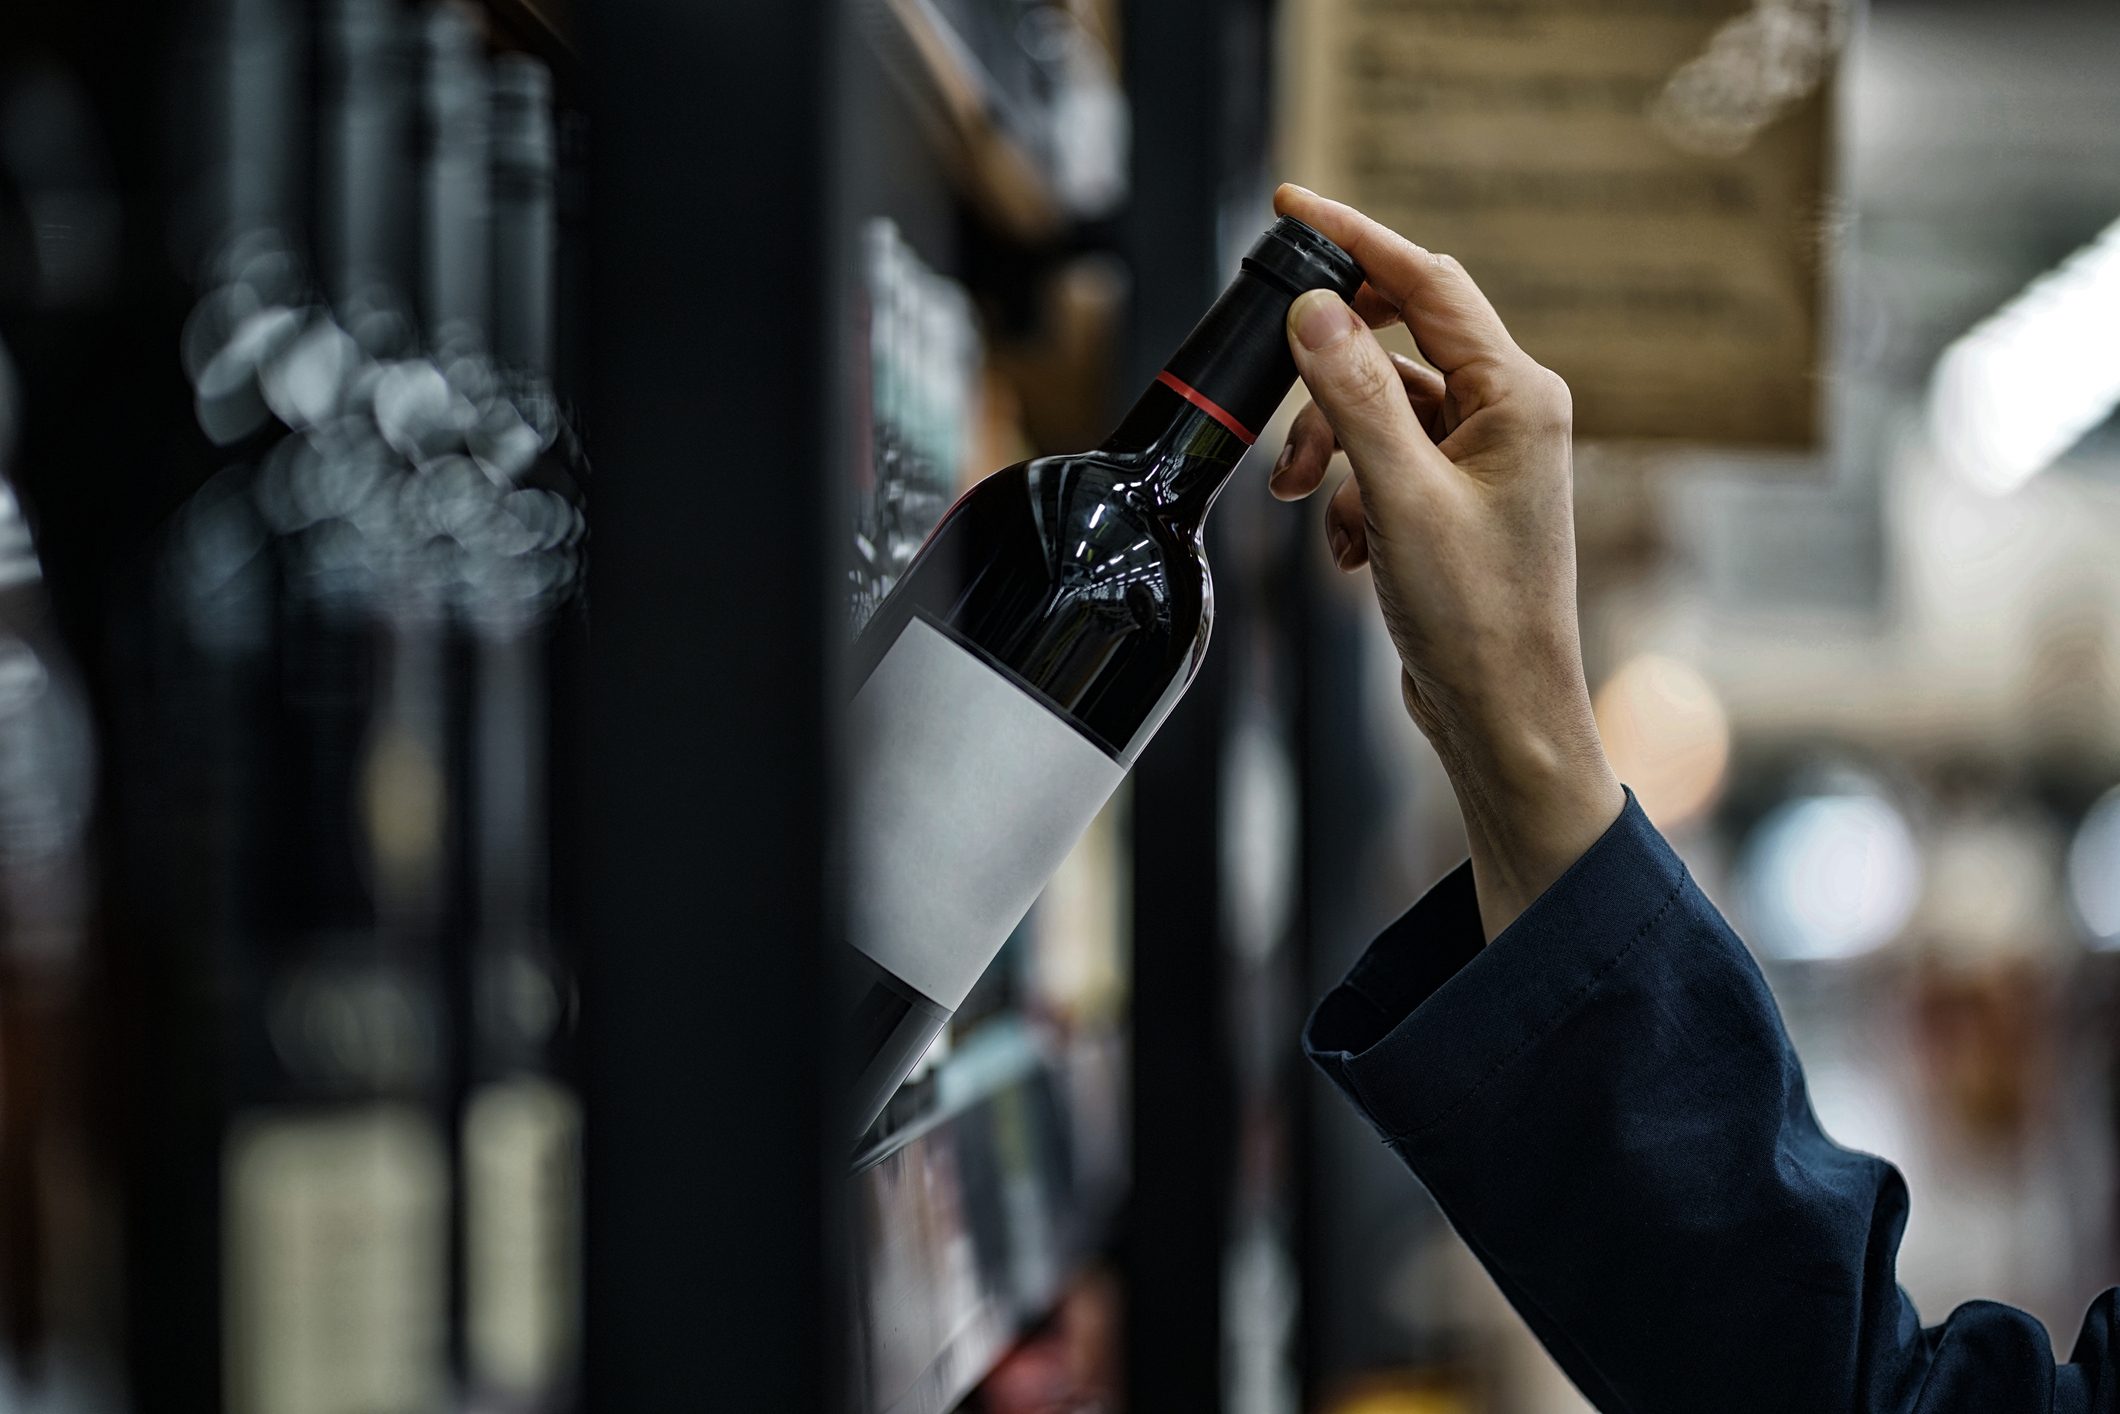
[850,617,1125,1009]
[466,1077,581,1397]
[224,1106,448,1414]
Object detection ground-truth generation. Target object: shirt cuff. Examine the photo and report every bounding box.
[1303,787,1687,1141]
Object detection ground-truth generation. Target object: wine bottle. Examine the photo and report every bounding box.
[205,9,455,1413]
[845,216,1363,1138]
[0,345,118,1411]
[458,52,585,1412]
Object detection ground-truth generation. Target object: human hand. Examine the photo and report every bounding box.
[1269,184,1623,940]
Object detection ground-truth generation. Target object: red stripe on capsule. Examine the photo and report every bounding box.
[1155,370,1258,445]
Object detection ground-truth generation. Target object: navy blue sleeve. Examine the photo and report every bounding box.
[1306,791,2119,1413]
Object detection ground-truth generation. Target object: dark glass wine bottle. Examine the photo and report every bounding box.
[845,216,1363,1138]
[457,51,585,1413]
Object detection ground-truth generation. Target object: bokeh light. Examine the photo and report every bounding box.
[1928,215,2120,497]
[1594,653,1731,829]
[1739,791,1923,962]
[2067,784,2120,947]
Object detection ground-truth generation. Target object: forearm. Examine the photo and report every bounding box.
[1306,798,2118,1413]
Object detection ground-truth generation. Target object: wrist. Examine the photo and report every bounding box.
[1439,713,1623,942]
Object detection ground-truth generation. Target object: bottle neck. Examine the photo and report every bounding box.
[1101,267,1308,522]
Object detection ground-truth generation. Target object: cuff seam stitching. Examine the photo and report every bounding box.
[1341,974,1391,1020]
[1386,874,1687,1143]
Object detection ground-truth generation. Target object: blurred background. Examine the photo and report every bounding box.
[2,0,2119,1412]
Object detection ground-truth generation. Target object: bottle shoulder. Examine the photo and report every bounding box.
[964,452,1212,584]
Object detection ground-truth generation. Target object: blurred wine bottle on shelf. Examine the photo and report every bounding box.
[320,0,417,352]
[137,3,585,1410]
[850,220,983,636]
[458,50,584,1414]
[421,2,492,353]
[0,342,123,1414]
[181,5,452,1410]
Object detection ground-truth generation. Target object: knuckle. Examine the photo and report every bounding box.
[1506,361,1572,432]
[1533,365,1573,428]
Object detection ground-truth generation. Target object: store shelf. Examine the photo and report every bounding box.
[850,1019,1123,1414]
[868,0,1068,242]
[484,0,577,73]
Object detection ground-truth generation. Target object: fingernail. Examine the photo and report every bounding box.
[1292,290,1352,352]
[1328,526,1351,565]
[1273,442,1295,477]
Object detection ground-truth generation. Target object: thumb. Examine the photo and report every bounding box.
[1286,289,1429,490]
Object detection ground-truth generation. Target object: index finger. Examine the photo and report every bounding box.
[1274,183,1520,375]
